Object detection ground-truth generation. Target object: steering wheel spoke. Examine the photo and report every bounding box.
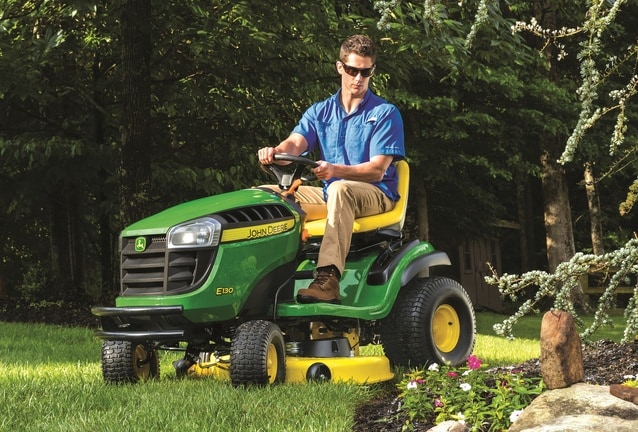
[265,154,319,190]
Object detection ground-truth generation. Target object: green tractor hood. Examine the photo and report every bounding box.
[121,188,284,237]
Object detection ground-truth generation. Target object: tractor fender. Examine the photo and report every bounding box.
[400,250,451,286]
[367,240,450,287]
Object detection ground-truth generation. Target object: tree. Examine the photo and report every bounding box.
[479,0,638,339]
[0,0,634,309]
[119,0,152,228]
[0,1,118,298]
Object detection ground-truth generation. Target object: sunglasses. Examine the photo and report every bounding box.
[339,62,376,78]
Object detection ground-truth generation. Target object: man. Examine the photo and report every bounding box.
[258,34,405,304]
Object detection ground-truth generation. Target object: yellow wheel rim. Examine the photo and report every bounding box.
[266,343,279,384]
[133,345,151,379]
[432,304,461,353]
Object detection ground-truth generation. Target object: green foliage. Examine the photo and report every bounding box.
[0,0,636,301]
[396,355,544,431]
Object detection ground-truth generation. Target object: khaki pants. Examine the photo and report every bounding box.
[266,181,394,275]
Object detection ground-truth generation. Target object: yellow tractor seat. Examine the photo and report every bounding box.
[303,160,410,237]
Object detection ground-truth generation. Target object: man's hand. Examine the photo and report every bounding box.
[258,147,277,165]
[311,155,393,183]
[313,161,335,180]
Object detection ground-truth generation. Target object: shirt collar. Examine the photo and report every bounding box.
[335,88,371,115]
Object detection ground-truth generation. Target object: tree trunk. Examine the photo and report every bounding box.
[414,176,430,277]
[516,179,534,271]
[119,0,152,229]
[92,49,116,296]
[48,194,86,298]
[415,176,429,242]
[540,149,576,271]
[584,162,605,255]
[535,0,585,307]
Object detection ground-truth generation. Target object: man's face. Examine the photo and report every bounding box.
[336,53,375,98]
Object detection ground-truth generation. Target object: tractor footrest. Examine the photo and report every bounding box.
[95,330,185,340]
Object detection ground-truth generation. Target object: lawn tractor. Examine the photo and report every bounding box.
[92,155,476,386]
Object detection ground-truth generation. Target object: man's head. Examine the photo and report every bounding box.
[336,35,376,99]
[339,34,376,64]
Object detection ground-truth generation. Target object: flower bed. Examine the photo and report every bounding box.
[397,355,544,431]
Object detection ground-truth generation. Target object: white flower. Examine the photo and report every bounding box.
[456,412,465,424]
[462,370,471,376]
[407,381,418,390]
[623,374,635,380]
[459,382,472,391]
[428,363,440,371]
[510,409,524,423]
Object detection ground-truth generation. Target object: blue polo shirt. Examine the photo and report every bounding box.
[292,89,405,201]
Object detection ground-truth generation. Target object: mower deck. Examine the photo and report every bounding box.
[187,355,394,384]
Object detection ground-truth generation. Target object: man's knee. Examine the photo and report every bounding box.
[326,181,355,203]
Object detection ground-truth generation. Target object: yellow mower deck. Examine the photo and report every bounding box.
[187,355,394,384]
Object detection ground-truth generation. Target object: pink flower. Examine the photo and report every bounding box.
[446,371,459,378]
[434,398,444,408]
[467,354,482,370]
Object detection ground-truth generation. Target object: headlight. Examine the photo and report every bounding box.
[167,217,221,249]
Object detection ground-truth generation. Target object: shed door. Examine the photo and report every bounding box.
[459,239,503,311]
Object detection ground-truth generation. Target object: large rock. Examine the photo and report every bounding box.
[427,420,468,432]
[610,383,638,405]
[507,382,638,432]
[539,310,584,389]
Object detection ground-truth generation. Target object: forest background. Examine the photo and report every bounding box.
[0,0,636,306]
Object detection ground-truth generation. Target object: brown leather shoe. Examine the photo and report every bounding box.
[297,268,341,304]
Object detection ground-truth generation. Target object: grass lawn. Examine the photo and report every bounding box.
[473,309,628,367]
[0,310,628,431]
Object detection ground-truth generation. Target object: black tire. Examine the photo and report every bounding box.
[381,276,476,368]
[230,320,286,386]
[101,340,160,384]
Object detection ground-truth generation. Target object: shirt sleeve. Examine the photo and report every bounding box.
[292,104,319,153]
[371,106,405,159]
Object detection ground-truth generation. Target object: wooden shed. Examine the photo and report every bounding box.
[458,237,504,311]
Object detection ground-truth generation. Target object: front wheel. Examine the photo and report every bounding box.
[381,276,476,368]
[230,320,286,386]
[101,340,160,384]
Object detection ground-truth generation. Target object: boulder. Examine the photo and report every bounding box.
[507,382,638,432]
[539,310,584,389]
[427,420,468,432]
[610,383,638,405]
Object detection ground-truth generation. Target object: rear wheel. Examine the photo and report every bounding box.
[230,320,286,386]
[381,276,476,368]
[101,340,160,384]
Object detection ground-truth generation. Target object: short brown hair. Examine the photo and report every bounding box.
[339,35,376,63]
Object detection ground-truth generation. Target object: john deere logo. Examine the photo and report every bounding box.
[134,237,147,252]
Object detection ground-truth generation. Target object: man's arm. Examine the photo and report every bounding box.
[258,133,309,165]
[313,154,394,183]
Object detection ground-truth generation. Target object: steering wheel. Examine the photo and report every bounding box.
[263,154,319,191]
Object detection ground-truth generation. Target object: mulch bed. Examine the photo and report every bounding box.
[353,339,638,431]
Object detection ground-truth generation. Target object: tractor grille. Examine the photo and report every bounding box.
[118,204,294,296]
[120,235,216,296]
[217,204,292,223]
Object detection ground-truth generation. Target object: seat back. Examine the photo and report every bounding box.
[303,160,410,237]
